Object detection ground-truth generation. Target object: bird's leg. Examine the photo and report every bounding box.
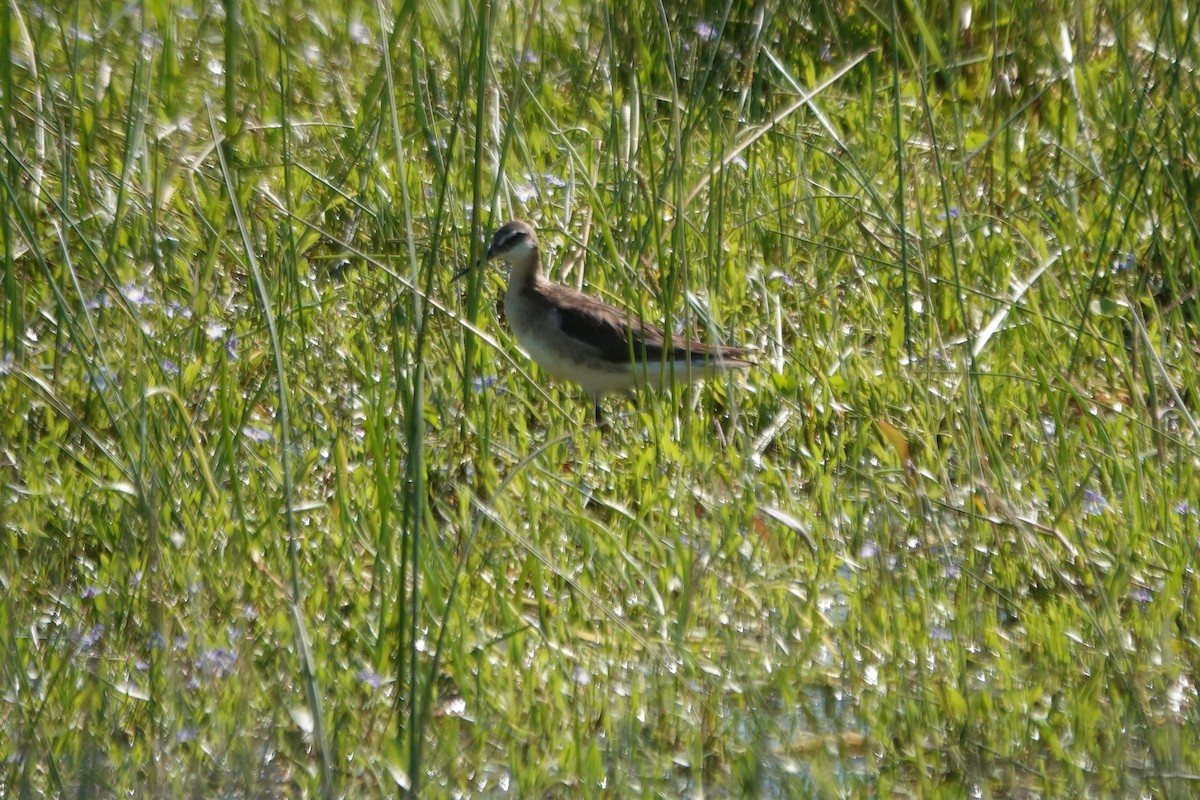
[592,395,606,428]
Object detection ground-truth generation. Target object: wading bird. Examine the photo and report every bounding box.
[464,220,753,424]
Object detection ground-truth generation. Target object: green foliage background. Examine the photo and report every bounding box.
[2,0,1198,796]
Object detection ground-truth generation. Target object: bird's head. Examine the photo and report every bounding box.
[454,220,540,282]
[486,220,538,265]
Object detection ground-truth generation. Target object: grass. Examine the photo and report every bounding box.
[2,0,1199,796]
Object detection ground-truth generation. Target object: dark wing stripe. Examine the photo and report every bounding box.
[549,285,752,367]
[555,301,668,364]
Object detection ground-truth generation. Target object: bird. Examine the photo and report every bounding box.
[468,219,754,424]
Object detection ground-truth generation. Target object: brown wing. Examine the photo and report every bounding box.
[547,284,753,366]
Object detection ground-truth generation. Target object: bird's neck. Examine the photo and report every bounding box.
[506,250,545,293]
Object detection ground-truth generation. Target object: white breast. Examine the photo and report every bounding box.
[505,281,734,397]
[509,310,638,395]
